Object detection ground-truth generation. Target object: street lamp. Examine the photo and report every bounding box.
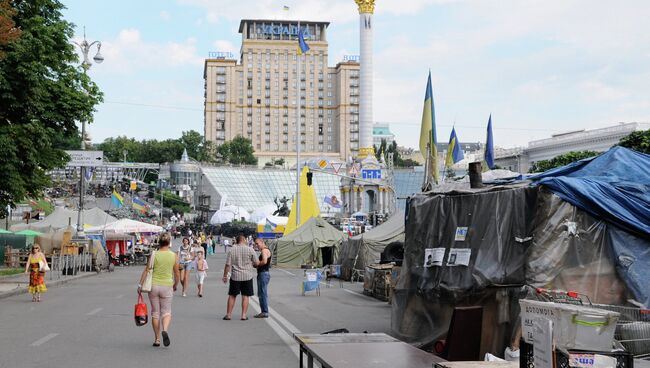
[72,28,103,235]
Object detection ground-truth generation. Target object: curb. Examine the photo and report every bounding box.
[0,272,98,300]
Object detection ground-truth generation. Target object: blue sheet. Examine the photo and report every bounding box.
[532,147,650,240]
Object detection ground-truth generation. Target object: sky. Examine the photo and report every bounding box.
[61,0,650,150]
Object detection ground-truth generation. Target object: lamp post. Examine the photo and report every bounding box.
[72,28,103,235]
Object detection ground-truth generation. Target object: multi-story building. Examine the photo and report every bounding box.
[204,19,361,165]
[372,122,395,147]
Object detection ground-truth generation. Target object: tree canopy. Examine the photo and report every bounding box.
[528,151,599,173]
[618,129,650,154]
[0,0,103,214]
[216,135,258,165]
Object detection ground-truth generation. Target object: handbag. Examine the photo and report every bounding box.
[141,250,156,293]
[38,259,50,272]
[134,291,148,326]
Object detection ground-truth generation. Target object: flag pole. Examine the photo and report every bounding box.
[295,20,301,228]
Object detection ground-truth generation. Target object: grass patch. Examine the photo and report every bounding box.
[0,268,24,276]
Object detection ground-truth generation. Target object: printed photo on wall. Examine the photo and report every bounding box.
[424,248,445,268]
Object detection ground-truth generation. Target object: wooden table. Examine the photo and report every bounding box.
[294,333,447,368]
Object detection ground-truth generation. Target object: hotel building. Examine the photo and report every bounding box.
[204,19,361,164]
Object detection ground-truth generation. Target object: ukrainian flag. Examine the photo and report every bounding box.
[419,71,439,184]
[111,190,124,209]
[445,127,465,167]
[297,28,310,55]
[132,197,147,213]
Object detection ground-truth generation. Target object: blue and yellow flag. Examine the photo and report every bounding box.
[419,71,439,184]
[132,197,147,213]
[445,127,465,167]
[297,28,310,55]
[111,190,124,209]
[483,114,495,171]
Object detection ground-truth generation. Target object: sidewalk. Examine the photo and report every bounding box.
[0,270,98,299]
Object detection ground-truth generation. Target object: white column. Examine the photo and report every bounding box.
[359,12,374,150]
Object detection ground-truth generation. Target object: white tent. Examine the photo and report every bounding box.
[86,218,163,234]
[222,205,251,221]
[10,207,117,232]
[210,210,235,225]
[250,204,278,223]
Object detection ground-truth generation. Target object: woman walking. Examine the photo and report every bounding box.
[138,233,179,347]
[24,244,48,302]
[177,237,192,297]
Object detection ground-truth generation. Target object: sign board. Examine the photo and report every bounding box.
[318,159,328,169]
[130,180,137,191]
[532,318,554,368]
[330,162,343,174]
[455,227,468,241]
[65,150,103,167]
[361,169,382,179]
[447,248,471,266]
[424,248,445,267]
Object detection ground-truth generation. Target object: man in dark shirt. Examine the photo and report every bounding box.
[254,238,272,318]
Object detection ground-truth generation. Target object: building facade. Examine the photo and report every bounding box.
[372,122,395,147]
[204,19,361,165]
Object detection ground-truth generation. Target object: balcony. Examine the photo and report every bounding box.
[350,81,359,87]
[216,79,226,84]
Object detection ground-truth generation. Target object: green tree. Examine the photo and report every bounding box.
[0,0,103,214]
[528,151,599,173]
[618,129,650,154]
[161,190,191,215]
[0,0,21,59]
[180,130,216,163]
[217,135,257,165]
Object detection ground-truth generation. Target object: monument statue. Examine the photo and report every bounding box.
[273,196,290,217]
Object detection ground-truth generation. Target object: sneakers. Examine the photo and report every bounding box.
[254,313,269,318]
[182,292,187,297]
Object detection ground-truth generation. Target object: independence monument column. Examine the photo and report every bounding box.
[354,0,376,158]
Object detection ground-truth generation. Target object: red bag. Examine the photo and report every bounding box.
[134,292,148,326]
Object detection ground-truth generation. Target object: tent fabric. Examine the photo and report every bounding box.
[86,218,163,234]
[338,210,405,279]
[10,207,117,232]
[272,217,345,268]
[531,147,650,239]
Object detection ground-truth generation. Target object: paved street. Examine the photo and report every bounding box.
[0,249,390,368]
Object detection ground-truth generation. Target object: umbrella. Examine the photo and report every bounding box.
[14,229,43,236]
[86,218,163,234]
[0,229,12,234]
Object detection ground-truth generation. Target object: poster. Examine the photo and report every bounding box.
[447,248,471,266]
[455,227,468,241]
[424,248,445,267]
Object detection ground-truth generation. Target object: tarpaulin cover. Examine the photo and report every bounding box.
[338,210,405,280]
[532,147,650,240]
[10,207,117,232]
[270,217,345,268]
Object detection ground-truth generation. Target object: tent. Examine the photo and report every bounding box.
[86,218,163,234]
[209,205,251,224]
[250,204,278,223]
[338,210,405,279]
[272,217,345,268]
[10,207,117,232]
[391,147,650,357]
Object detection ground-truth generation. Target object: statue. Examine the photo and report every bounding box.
[354,0,376,14]
[273,196,290,217]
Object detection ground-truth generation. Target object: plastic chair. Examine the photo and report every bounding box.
[302,269,322,296]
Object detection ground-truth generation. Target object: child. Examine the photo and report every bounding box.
[195,250,208,297]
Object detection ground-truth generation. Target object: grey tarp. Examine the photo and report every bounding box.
[271,217,345,268]
[392,184,645,357]
[10,207,117,232]
[338,210,405,280]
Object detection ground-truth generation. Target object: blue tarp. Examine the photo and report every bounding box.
[532,147,650,240]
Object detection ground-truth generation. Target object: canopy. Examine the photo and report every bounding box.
[250,204,278,223]
[338,211,405,278]
[10,207,117,232]
[86,218,163,234]
[14,229,43,236]
[0,229,12,234]
[532,146,650,239]
[210,210,235,225]
[272,217,345,268]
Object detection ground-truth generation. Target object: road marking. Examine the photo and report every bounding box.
[86,307,102,316]
[115,294,124,299]
[277,269,296,277]
[30,333,58,347]
[342,288,363,296]
[250,297,300,359]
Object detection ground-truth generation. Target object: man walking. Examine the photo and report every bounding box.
[222,234,259,320]
[254,238,272,318]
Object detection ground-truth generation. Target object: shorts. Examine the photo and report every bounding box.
[180,262,192,271]
[195,271,206,285]
[228,279,254,296]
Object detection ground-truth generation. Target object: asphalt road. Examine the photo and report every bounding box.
[0,246,391,368]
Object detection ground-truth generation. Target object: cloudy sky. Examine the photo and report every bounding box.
[62,0,650,149]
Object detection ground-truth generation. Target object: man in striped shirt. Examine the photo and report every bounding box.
[222,234,259,320]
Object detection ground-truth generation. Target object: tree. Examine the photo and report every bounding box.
[618,129,650,154]
[162,190,190,215]
[0,0,21,59]
[445,166,456,179]
[217,136,257,165]
[180,130,216,163]
[0,0,103,215]
[528,151,599,173]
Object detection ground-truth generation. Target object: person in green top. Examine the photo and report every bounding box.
[138,233,180,347]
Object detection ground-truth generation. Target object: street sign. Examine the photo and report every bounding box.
[330,162,343,174]
[361,169,382,179]
[65,150,103,167]
[318,159,328,169]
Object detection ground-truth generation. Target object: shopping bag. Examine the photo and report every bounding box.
[134,292,148,326]
[141,251,155,293]
[38,260,50,272]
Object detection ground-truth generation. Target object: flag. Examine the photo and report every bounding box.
[297,28,310,55]
[132,197,147,213]
[111,190,124,209]
[484,114,495,170]
[445,127,464,167]
[419,71,439,183]
[283,5,290,10]
[324,194,342,208]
